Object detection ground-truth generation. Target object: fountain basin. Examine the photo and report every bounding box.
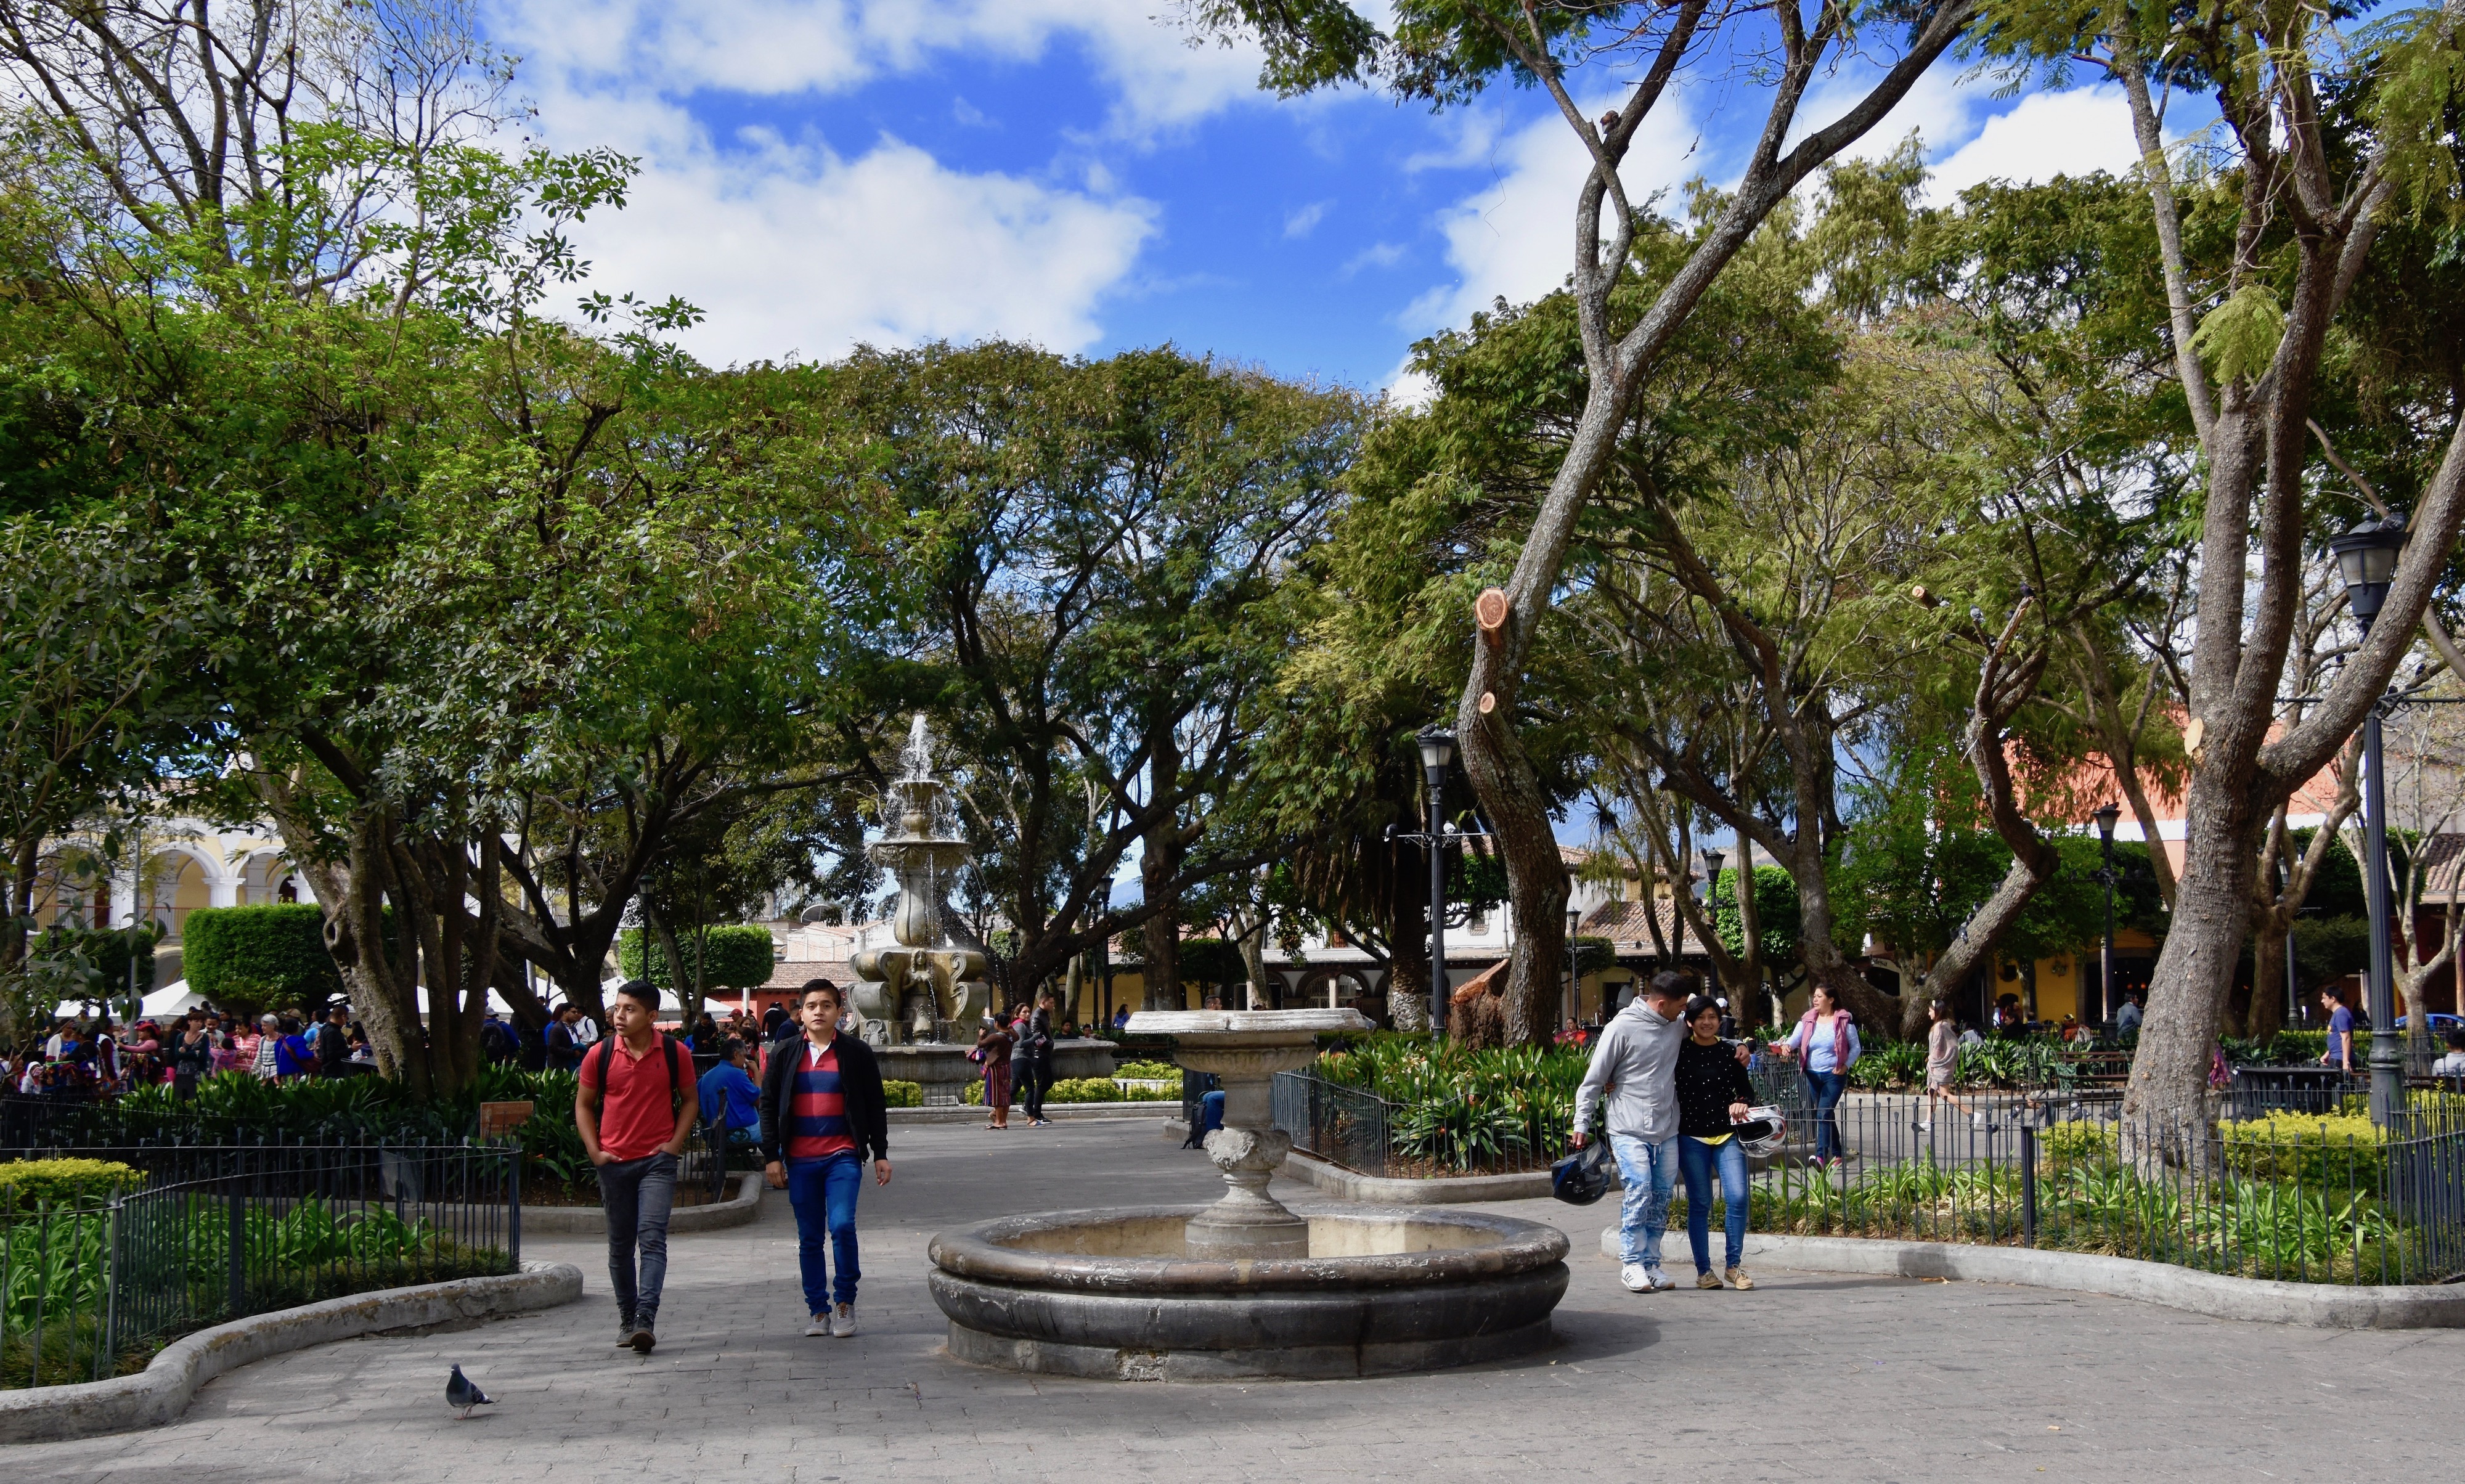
[927,1204,1569,1380]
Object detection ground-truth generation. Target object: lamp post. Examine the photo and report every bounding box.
[1699,849,1726,1001]
[2092,802,2121,1030]
[1418,726,1456,1042]
[2329,515,2409,1127]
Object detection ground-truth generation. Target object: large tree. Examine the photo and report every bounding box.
[1986,1,2465,1127]
[1194,0,1983,1043]
[826,343,1366,1010]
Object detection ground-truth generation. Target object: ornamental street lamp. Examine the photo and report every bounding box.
[2092,802,2121,1030]
[2329,515,2410,1127]
[1418,726,1456,1041]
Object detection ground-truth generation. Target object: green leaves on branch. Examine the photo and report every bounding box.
[2190,284,2285,388]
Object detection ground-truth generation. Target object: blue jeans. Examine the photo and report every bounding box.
[1804,1069,1847,1162]
[597,1151,677,1327]
[1608,1132,1676,1269]
[788,1152,863,1313]
[1678,1135,1750,1273]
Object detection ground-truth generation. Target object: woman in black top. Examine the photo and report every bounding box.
[1674,993,1759,1290]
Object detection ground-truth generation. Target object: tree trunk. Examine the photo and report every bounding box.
[2123,768,2266,1135]
[1791,857,1901,1040]
[2246,919,2289,1043]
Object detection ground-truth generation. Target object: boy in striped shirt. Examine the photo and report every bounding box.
[759,980,892,1337]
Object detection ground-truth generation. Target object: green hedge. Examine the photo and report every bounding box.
[617,926,777,990]
[181,905,342,1016]
[28,923,159,1001]
[882,1080,923,1109]
[0,1159,142,1210]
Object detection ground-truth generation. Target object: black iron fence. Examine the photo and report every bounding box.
[1272,1071,1391,1178]
[1711,1090,2465,1286]
[2,1144,520,1390]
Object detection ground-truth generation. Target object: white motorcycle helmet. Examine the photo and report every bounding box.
[1735,1105,1788,1157]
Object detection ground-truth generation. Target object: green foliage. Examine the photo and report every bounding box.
[1046,1076,1123,1103]
[28,923,159,997]
[1177,939,1250,992]
[882,1080,923,1109]
[2222,1032,2329,1067]
[1116,1059,1180,1078]
[1315,1034,1589,1172]
[2190,284,2286,387]
[181,905,343,1017]
[0,1159,142,1211]
[1711,866,1800,963]
[2292,917,2374,993]
[2220,1114,2389,1190]
[617,926,778,990]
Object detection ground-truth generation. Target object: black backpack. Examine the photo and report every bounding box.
[589,1032,687,1115]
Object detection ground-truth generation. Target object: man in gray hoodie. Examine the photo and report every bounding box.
[1573,970,1700,1292]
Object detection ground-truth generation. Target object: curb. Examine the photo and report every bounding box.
[514,1172,762,1234]
[1284,1151,1558,1205]
[0,1260,584,1445]
[890,1102,1170,1127]
[1593,1226,2465,1329]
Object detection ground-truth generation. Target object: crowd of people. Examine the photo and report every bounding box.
[3,1003,374,1099]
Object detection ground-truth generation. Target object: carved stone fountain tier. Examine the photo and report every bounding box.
[927,1007,1571,1379]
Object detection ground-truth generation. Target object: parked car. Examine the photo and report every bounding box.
[2394,1014,2465,1032]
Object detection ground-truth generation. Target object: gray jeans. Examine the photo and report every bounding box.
[598,1151,677,1326]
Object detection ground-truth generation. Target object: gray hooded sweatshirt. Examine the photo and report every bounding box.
[1574,997,1685,1144]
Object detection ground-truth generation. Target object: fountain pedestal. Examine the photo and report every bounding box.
[1127,1009,1364,1260]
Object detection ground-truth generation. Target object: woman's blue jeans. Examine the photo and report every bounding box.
[787,1152,863,1313]
[1677,1135,1750,1274]
[1804,1069,1847,1162]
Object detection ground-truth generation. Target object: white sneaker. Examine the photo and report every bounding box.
[804,1314,829,1337]
[1620,1263,1653,1292]
[1647,1268,1677,1292]
[1917,1120,1932,1131]
[831,1302,857,1338]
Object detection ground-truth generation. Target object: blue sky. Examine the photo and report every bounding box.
[483,2,2160,396]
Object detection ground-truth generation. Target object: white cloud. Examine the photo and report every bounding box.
[486,1,1187,364]
[1285,200,1332,238]
[1343,242,1406,275]
[1399,96,1703,343]
[569,132,1157,364]
[1923,87,2139,200]
[489,1,1266,142]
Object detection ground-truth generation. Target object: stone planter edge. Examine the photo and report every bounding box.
[1591,1226,2465,1329]
[515,1171,762,1234]
[0,1260,583,1445]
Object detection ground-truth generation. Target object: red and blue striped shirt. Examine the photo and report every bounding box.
[786,1042,857,1164]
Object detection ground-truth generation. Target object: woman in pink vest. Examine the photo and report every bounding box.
[1775,984,1860,1167]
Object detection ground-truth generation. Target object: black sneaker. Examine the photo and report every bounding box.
[629,1323,657,1354]
[615,1316,637,1346]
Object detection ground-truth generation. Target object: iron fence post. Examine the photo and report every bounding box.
[508,1146,523,1267]
[99,1196,123,1382]
[226,1186,245,1318]
[2021,1123,2038,1248]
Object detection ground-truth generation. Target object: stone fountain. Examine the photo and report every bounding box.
[927,1006,1571,1379]
[850,714,990,1048]
[852,715,1115,1104]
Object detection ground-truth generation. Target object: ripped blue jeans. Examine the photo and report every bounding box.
[1608,1131,1677,1270]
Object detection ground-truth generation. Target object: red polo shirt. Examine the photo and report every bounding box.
[581,1034,682,1161]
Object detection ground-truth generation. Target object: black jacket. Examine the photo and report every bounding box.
[758,1031,890,1164]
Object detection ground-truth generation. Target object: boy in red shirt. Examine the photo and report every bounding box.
[577,979,699,1353]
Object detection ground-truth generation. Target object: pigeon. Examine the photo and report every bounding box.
[446,1364,494,1420]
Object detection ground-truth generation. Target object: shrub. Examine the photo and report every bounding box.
[617,925,779,990]
[27,923,159,1002]
[963,1081,985,1106]
[1047,1076,1123,1103]
[181,905,343,1017]
[882,1080,923,1108]
[0,1159,142,1210]
[2220,1112,2387,1189]
[1116,1059,1179,1079]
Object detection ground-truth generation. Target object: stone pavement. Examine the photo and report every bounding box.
[10,1119,2456,1483]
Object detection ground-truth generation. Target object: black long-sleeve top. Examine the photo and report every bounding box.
[1674,1036,1758,1138]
